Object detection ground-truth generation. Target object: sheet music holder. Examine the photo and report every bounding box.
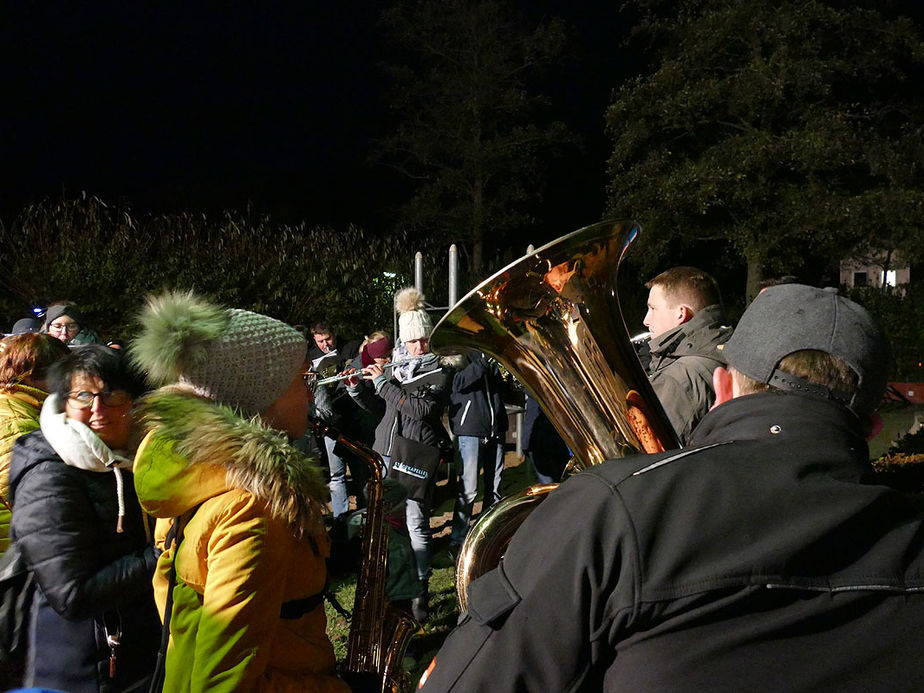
[399,367,444,391]
[312,350,340,376]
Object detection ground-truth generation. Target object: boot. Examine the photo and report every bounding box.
[411,580,429,622]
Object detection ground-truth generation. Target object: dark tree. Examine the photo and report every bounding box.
[607,0,924,298]
[377,0,574,278]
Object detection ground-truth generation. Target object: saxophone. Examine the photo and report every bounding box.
[310,418,419,693]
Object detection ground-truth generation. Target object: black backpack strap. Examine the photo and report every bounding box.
[148,505,200,693]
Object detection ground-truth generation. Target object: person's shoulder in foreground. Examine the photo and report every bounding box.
[420,284,924,693]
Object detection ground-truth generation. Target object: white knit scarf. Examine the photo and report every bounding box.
[39,394,133,532]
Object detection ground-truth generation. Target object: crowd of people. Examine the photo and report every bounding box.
[0,263,919,692]
[0,286,512,691]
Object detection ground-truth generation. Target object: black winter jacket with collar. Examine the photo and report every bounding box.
[421,393,924,692]
[447,352,508,439]
[9,431,160,693]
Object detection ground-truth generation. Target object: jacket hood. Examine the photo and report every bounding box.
[133,386,329,541]
[650,304,732,361]
[0,384,47,410]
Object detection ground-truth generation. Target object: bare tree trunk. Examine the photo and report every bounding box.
[745,251,764,303]
[472,173,485,276]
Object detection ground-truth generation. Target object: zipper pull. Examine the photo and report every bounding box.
[107,632,120,679]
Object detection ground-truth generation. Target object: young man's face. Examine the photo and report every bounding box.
[643,285,686,338]
[313,332,335,353]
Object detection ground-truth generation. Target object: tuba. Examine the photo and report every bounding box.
[430,220,680,611]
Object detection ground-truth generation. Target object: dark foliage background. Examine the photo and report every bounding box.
[0,1,921,378]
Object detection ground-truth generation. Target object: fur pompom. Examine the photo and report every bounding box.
[131,291,229,385]
[395,287,425,315]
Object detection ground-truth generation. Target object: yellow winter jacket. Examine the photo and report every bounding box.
[0,384,48,556]
[133,387,349,693]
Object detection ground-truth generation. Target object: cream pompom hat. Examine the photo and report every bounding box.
[395,287,433,343]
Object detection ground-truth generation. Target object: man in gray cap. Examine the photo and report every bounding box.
[421,285,924,692]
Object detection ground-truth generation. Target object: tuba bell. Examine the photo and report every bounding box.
[430,220,680,611]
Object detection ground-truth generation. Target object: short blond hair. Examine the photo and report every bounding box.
[646,267,721,314]
[732,350,858,397]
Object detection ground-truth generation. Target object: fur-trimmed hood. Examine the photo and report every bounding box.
[133,385,328,541]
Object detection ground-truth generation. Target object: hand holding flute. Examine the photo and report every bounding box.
[316,366,377,387]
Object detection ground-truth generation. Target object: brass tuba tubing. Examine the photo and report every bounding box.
[430,220,680,610]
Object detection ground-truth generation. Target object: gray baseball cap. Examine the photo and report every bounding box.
[722,284,889,417]
[11,318,42,334]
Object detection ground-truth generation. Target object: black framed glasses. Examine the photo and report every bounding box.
[66,390,131,409]
[48,322,80,334]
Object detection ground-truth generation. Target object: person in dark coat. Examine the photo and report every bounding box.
[9,345,160,693]
[447,352,508,549]
[308,321,366,519]
[520,394,569,484]
[420,285,924,692]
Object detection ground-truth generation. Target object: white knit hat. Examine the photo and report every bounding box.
[395,288,433,343]
[132,292,307,416]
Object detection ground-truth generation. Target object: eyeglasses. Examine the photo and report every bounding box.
[48,322,80,334]
[66,390,131,409]
[301,371,318,390]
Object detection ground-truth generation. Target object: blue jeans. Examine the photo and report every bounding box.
[325,435,349,519]
[383,455,432,584]
[450,436,504,546]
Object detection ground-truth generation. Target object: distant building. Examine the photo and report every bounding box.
[840,251,910,292]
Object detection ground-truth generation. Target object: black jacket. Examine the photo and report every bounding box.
[447,352,508,439]
[9,431,160,693]
[422,393,924,692]
[314,352,379,444]
[310,337,362,431]
[307,337,360,375]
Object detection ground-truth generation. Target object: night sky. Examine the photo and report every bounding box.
[1,2,630,244]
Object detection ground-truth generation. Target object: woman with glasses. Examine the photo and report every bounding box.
[131,292,348,693]
[8,345,161,693]
[43,303,102,346]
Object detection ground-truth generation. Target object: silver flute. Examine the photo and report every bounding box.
[314,357,417,387]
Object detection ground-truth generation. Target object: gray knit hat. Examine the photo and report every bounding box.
[722,284,889,417]
[131,291,306,416]
[44,304,84,330]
